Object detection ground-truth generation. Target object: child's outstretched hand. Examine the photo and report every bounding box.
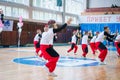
[67,18,72,25]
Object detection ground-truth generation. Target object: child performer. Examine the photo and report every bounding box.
[114,34,120,57]
[39,25,49,58]
[67,30,78,55]
[40,18,72,77]
[81,31,89,58]
[90,32,99,55]
[33,29,42,56]
[95,26,116,65]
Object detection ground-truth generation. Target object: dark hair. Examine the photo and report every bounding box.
[48,20,56,25]
[48,20,56,28]
[44,24,48,27]
[104,26,108,30]
[49,24,54,28]
[85,31,88,35]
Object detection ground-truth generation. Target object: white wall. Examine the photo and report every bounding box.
[88,0,120,8]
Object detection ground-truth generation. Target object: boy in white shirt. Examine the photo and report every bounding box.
[33,29,42,56]
[39,25,49,58]
[90,32,99,55]
[67,30,78,55]
[81,31,89,58]
[95,26,116,64]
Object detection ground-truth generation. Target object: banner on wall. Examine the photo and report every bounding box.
[79,15,120,23]
[3,20,14,31]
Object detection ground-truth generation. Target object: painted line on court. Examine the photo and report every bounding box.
[13,56,99,67]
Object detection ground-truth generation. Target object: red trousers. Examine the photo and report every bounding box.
[82,44,88,57]
[34,41,43,57]
[114,42,120,55]
[90,43,96,54]
[95,42,107,62]
[34,41,40,54]
[67,43,78,54]
[40,45,59,73]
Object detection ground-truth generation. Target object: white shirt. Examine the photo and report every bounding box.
[71,35,77,44]
[90,36,97,43]
[115,35,120,42]
[82,35,88,44]
[40,28,54,45]
[34,34,40,42]
[95,32,104,42]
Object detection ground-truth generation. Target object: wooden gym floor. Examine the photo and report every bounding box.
[0,45,120,80]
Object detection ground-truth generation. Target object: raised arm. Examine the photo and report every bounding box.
[53,23,67,33]
[104,32,115,38]
[53,18,72,33]
[106,37,114,42]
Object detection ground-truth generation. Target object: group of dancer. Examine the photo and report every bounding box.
[33,18,120,77]
[67,26,120,65]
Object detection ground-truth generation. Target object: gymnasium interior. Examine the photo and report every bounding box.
[0,0,120,80]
